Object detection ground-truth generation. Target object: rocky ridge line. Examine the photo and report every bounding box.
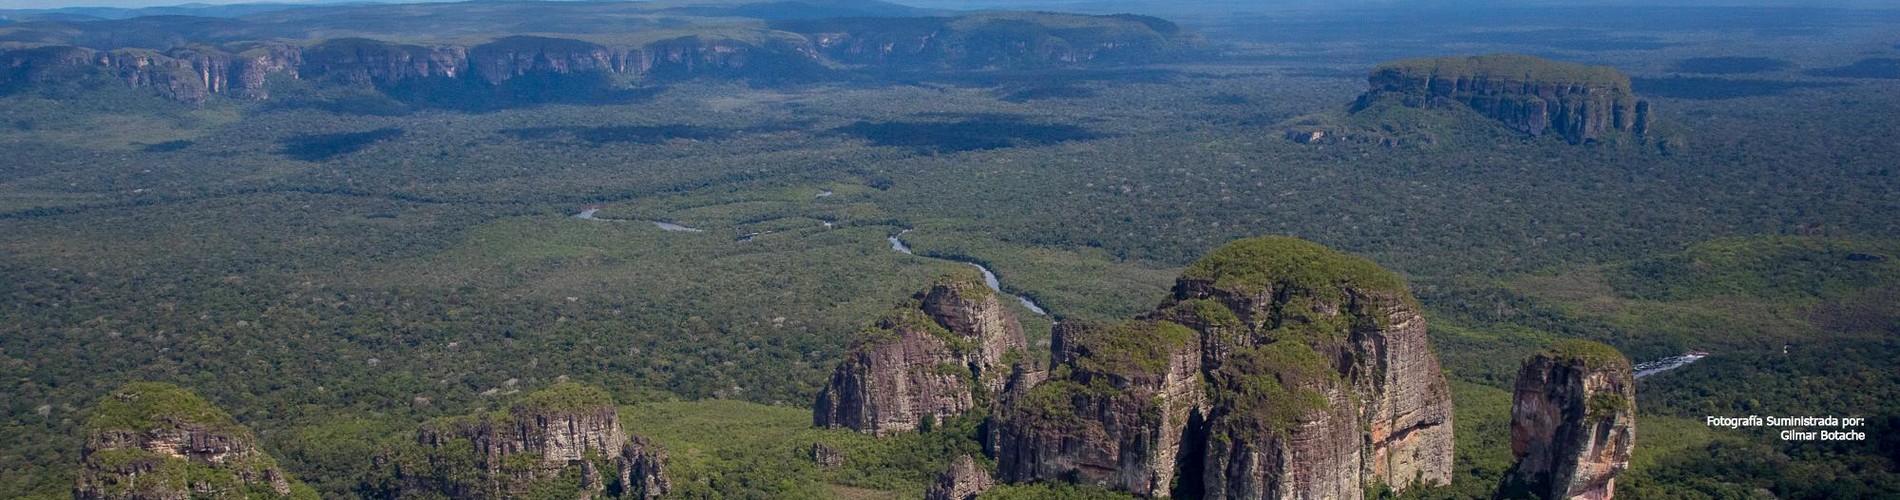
[0,12,1200,102]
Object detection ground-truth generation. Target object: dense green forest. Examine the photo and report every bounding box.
[3,2,1899,499]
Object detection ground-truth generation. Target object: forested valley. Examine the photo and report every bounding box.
[2,1,1897,498]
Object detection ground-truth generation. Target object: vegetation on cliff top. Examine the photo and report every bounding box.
[931,267,995,301]
[83,382,241,434]
[1008,319,1195,426]
[1209,341,1336,440]
[511,381,616,415]
[1545,339,1631,371]
[1066,319,1196,376]
[79,383,319,500]
[1182,236,1410,301]
[368,382,640,499]
[1373,54,1632,90]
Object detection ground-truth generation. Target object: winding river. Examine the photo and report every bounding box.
[575,212,1044,316]
[889,230,1048,316]
[574,209,704,233]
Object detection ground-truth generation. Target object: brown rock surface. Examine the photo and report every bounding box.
[926,455,995,500]
[379,382,669,499]
[75,383,302,500]
[0,11,1196,101]
[810,442,846,468]
[814,270,1028,435]
[987,236,1454,498]
[995,319,1203,496]
[1200,344,1360,500]
[1358,55,1649,144]
[1498,341,1636,500]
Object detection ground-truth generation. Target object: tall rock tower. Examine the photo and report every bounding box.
[1497,340,1637,500]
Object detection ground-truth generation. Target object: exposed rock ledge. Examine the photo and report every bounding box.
[372,382,670,499]
[76,382,312,500]
[814,268,1031,435]
[1358,54,1650,144]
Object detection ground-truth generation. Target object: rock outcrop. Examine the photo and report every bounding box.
[1357,55,1649,144]
[75,382,312,500]
[0,10,1198,102]
[814,269,1030,435]
[926,455,995,500]
[810,442,845,468]
[298,38,465,86]
[1497,341,1636,500]
[374,382,669,499]
[3,44,300,102]
[987,236,1455,498]
[994,319,1203,496]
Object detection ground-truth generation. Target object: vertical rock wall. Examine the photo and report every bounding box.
[815,270,1029,435]
[1361,55,1650,144]
[994,320,1203,496]
[75,383,304,500]
[983,236,1456,499]
[380,382,669,499]
[1497,341,1636,500]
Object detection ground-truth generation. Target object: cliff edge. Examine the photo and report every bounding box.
[75,382,314,500]
[1497,340,1636,500]
[371,382,669,499]
[976,236,1455,499]
[814,269,1031,435]
[1358,55,1649,144]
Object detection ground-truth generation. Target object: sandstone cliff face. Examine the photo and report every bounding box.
[379,382,669,499]
[1359,55,1649,144]
[923,273,1030,394]
[814,270,1029,435]
[230,43,302,99]
[1200,345,1361,500]
[2,43,304,101]
[466,36,618,85]
[0,11,1196,101]
[995,320,1203,496]
[300,38,468,85]
[926,455,995,500]
[1498,341,1635,500]
[982,236,1454,499]
[1165,236,1454,496]
[75,383,304,500]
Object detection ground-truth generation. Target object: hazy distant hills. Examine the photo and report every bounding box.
[0,0,941,41]
[0,0,1203,104]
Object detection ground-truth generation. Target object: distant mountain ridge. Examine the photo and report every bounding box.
[0,0,1202,101]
